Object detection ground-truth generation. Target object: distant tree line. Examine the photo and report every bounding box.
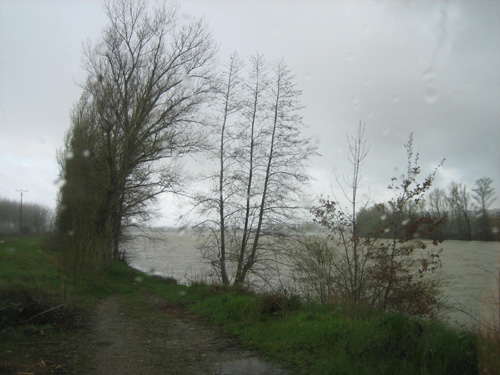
[0,197,54,236]
[356,177,498,241]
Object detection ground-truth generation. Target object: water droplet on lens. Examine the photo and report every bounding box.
[301,196,314,210]
[352,96,360,110]
[421,69,433,81]
[178,225,191,236]
[66,151,74,160]
[82,149,90,158]
[492,227,499,234]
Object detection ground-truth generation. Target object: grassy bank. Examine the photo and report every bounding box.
[0,237,492,374]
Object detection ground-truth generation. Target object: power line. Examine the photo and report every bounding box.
[0,167,16,191]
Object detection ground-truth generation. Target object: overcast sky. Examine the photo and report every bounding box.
[1,0,499,226]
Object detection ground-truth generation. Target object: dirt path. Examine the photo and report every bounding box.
[75,295,292,375]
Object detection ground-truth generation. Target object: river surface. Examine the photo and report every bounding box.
[123,228,500,330]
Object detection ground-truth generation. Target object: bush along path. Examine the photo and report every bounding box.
[0,237,487,374]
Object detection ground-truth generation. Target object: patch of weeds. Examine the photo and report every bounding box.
[0,285,81,335]
[478,332,500,375]
[259,292,301,317]
[411,322,477,375]
[345,315,423,361]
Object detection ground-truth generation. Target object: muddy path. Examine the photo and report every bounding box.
[74,294,292,375]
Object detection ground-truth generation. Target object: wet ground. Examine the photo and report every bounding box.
[76,295,292,375]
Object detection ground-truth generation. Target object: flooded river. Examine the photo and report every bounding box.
[124,228,500,330]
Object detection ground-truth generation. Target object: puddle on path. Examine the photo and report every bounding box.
[215,357,289,375]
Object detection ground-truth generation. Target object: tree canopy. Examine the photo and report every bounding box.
[55,0,216,276]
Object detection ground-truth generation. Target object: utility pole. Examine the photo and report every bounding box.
[16,189,28,236]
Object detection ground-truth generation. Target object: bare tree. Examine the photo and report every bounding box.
[375,134,444,316]
[303,123,377,303]
[193,55,317,288]
[192,52,244,285]
[56,0,216,272]
[427,187,449,238]
[448,182,473,240]
[473,177,496,241]
[338,123,371,298]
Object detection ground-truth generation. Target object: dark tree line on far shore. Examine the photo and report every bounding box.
[356,177,499,241]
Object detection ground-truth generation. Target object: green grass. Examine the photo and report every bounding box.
[0,236,60,288]
[0,236,483,374]
[190,292,478,375]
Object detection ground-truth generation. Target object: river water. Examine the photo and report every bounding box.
[123,228,500,330]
